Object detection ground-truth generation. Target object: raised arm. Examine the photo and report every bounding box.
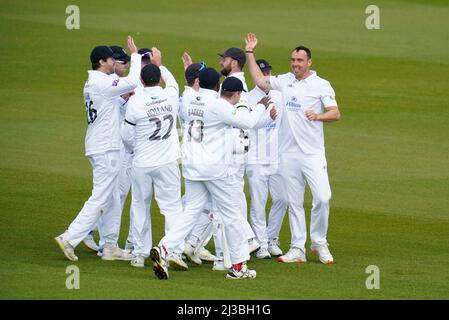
[103,36,141,97]
[151,47,179,97]
[181,52,193,71]
[245,33,271,92]
[219,96,272,130]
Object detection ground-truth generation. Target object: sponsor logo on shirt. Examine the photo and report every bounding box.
[286,96,301,112]
[112,79,119,87]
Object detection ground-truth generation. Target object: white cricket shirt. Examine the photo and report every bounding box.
[270,71,338,155]
[82,53,141,156]
[179,88,269,181]
[247,86,284,165]
[122,66,180,168]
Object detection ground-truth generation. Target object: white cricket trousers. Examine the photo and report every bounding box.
[280,151,332,250]
[160,175,249,264]
[246,164,288,249]
[66,150,121,248]
[130,162,183,257]
[96,148,134,248]
[236,167,256,241]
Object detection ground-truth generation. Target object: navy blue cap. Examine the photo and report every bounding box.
[218,47,246,67]
[141,64,161,85]
[90,46,114,64]
[199,67,220,89]
[185,62,206,82]
[222,77,246,93]
[110,45,130,62]
[256,59,272,71]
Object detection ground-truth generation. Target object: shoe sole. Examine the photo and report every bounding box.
[257,255,271,259]
[54,237,78,262]
[312,250,334,264]
[183,252,202,266]
[169,259,188,271]
[226,275,257,280]
[101,255,133,261]
[131,263,145,268]
[277,257,306,263]
[150,248,169,280]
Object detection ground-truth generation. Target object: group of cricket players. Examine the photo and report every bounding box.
[55,33,341,280]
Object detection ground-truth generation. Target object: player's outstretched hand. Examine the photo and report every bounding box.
[245,33,258,52]
[127,36,138,54]
[270,105,277,120]
[151,47,162,67]
[258,96,271,109]
[182,52,193,70]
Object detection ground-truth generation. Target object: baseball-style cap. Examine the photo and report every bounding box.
[198,67,220,89]
[218,47,246,67]
[141,64,161,85]
[185,62,206,82]
[138,47,152,59]
[256,59,272,72]
[90,46,114,64]
[110,45,131,62]
[221,77,246,92]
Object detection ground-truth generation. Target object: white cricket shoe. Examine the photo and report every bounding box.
[226,263,257,280]
[277,247,307,263]
[168,252,189,271]
[248,238,261,254]
[311,244,334,264]
[198,247,215,262]
[130,255,145,268]
[268,238,283,256]
[183,244,202,265]
[150,246,169,279]
[101,244,133,261]
[212,259,226,271]
[54,235,78,262]
[82,231,99,252]
[124,240,134,255]
[256,247,271,259]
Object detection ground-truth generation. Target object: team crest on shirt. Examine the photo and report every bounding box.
[112,79,119,87]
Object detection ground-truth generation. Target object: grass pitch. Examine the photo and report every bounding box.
[1,0,449,299]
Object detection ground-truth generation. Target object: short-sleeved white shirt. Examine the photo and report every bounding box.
[270,71,338,155]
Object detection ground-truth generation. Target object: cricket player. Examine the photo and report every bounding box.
[218,47,260,255]
[246,58,288,259]
[244,33,340,264]
[55,37,141,262]
[121,48,182,268]
[82,45,133,253]
[179,55,230,270]
[150,70,276,280]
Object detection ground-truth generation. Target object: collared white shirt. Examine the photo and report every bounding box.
[270,71,338,155]
[121,66,180,168]
[179,88,269,181]
[82,53,141,156]
[247,86,284,166]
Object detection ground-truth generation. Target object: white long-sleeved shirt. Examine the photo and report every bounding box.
[179,88,270,181]
[121,66,180,168]
[82,53,141,156]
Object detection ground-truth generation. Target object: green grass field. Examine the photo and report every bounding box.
[1,0,449,299]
